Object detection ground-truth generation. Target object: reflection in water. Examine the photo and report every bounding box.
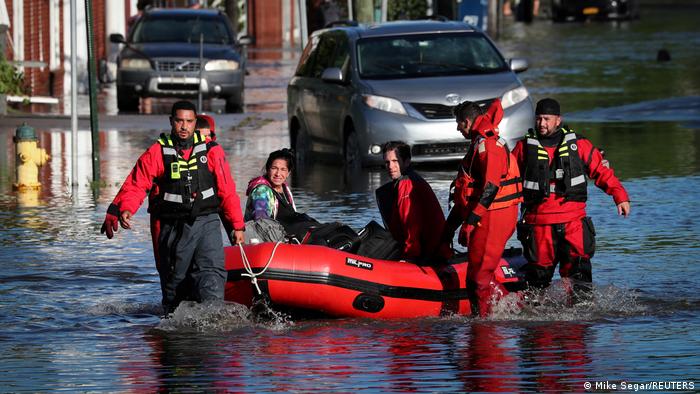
[459,323,522,392]
[520,323,591,392]
[144,331,242,392]
[132,318,595,392]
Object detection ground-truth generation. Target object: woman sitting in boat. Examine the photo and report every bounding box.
[245,149,356,245]
[245,149,297,222]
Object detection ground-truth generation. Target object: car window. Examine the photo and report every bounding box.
[132,14,232,44]
[309,35,338,78]
[295,35,321,77]
[331,33,351,80]
[357,32,508,79]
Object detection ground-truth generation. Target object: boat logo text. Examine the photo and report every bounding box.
[346,258,373,270]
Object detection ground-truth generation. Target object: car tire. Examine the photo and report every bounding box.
[344,127,362,169]
[292,121,311,163]
[117,92,139,113]
[225,92,244,113]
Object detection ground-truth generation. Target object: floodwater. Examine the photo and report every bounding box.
[1,4,700,392]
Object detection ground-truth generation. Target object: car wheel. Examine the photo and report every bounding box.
[225,92,244,113]
[344,128,362,169]
[117,92,139,113]
[292,121,311,163]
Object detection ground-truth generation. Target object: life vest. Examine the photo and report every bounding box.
[451,135,523,212]
[522,127,587,204]
[151,132,220,219]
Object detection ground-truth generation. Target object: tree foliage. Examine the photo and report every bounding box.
[0,60,25,95]
[388,0,428,20]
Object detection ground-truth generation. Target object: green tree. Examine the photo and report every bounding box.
[0,59,25,95]
[388,0,428,20]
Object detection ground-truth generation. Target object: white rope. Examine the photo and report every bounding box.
[238,241,283,295]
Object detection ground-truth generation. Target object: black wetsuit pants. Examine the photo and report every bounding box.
[157,213,225,312]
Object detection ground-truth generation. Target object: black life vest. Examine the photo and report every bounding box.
[522,127,587,205]
[151,132,220,219]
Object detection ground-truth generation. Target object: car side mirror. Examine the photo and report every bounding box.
[238,35,254,46]
[110,33,126,44]
[321,67,344,83]
[509,58,529,73]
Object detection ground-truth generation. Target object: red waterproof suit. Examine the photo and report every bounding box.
[112,134,245,269]
[377,168,446,260]
[512,128,629,297]
[108,137,245,260]
[445,100,523,316]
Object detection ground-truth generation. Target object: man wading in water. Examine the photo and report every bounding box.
[101,100,245,314]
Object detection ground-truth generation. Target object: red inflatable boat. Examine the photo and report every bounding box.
[224,243,526,318]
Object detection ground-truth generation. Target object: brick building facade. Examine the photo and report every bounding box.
[2,0,129,107]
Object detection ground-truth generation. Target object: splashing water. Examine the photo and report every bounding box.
[155,300,294,332]
[488,281,644,322]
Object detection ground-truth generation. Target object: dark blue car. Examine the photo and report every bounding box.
[110,8,251,112]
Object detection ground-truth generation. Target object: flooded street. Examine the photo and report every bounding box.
[1,4,700,391]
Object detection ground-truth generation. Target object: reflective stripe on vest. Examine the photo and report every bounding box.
[163,192,183,203]
[200,187,215,199]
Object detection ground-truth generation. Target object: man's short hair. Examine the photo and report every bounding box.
[452,101,484,123]
[382,141,411,162]
[171,100,197,117]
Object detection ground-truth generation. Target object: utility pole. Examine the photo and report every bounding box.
[70,0,78,188]
[488,0,501,39]
[298,0,308,49]
[85,0,100,184]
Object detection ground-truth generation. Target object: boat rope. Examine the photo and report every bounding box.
[238,241,283,295]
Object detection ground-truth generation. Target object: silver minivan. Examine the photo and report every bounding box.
[287,20,534,167]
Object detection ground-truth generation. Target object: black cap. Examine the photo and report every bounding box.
[535,98,560,115]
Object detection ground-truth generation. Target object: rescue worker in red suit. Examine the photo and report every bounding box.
[441,99,523,317]
[100,101,245,314]
[375,141,448,261]
[148,113,219,268]
[512,98,631,304]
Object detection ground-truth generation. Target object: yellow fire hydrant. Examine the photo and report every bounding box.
[13,123,50,190]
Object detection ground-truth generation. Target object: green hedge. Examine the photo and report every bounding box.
[0,59,25,95]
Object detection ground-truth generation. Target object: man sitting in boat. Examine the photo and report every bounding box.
[375,141,449,262]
